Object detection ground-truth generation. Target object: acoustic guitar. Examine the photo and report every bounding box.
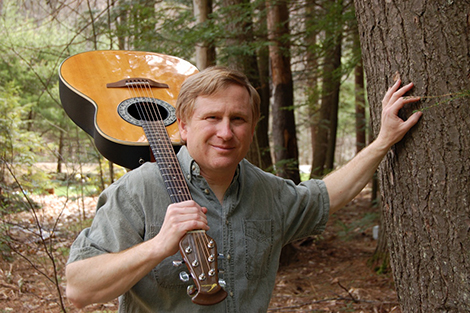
[59,50,227,305]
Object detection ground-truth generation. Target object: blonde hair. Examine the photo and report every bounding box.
[175,66,260,124]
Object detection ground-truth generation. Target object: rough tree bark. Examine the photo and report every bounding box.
[354,1,470,311]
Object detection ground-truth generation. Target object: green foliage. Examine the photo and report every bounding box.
[0,84,47,192]
[78,0,196,58]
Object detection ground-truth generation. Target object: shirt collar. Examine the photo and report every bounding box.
[177,145,197,182]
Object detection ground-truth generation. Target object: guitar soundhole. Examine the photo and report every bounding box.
[117,97,177,127]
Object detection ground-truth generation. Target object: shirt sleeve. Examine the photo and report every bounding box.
[66,163,166,264]
[67,179,146,264]
[278,178,330,245]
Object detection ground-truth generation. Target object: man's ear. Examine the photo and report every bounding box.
[177,118,188,143]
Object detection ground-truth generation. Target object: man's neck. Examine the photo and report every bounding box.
[201,168,237,205]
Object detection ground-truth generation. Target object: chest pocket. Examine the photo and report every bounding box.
[146,225,189,289]
[244,219,273,280]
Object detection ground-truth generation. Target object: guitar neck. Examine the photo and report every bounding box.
[142,120,192,203]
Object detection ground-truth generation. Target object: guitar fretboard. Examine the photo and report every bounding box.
[141,120,192,203]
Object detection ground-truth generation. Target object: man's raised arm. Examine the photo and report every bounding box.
[323,80,422,214]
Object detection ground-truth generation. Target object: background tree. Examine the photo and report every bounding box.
[192,0,215,69]
[267,0,299,183]
[355,1,470,311]
[310,0,344,178]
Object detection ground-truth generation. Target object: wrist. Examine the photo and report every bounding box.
[370,136,392,157]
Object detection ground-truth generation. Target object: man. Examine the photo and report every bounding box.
[65,66,422,312]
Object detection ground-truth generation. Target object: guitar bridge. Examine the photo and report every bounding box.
[106,77,169,89]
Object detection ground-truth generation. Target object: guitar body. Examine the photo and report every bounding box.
[59,50,198,169]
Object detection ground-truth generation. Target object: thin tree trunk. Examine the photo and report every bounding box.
[324,39,341,170]
[193,0,215,69]
[353,22,366,154]
[306,1,320,172]
[267,0,300,183]
[57,129,64,174]
[311,0,343,178]
[355,64,366,153]
[254,37,273,171]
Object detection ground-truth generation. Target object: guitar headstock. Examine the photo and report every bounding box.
[179,230,227,305]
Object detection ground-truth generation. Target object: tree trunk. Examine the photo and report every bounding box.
[306,1,320,173]
[324,39,341,171]
[57,129,64,174]
[193,0,215,69]
[355,1,470,311]
[354,64,366,153]
[108,160,114,184]
[267,0,300,184]
[253,37,273,171]
[353,22,366,154]
[311,0,343,178]
[115,1,128,50]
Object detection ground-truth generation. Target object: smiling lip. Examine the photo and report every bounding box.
[212,144,235,151]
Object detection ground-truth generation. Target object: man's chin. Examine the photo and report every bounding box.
[208,157,240,170]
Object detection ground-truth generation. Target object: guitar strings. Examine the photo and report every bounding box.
[193,231,215,283]
[127,79,191,203]
[137,80,187,203]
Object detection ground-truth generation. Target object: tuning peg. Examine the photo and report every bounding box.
[218,279,227,288]
[172,259,185,267]
[187,285,197,296]
[179,271,190,282]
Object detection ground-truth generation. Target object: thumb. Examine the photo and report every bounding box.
[403,111,423,131]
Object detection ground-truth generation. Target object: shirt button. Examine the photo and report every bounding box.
[225,219,229,225]
[203,189,210,195]
[191,165,196,171]
[186,174,191,180]
[229,291,234,297]
[226,254,231,260]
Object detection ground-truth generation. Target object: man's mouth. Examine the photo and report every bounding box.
[212,144,235,151]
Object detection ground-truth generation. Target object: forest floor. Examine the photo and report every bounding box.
[0,190,401,313]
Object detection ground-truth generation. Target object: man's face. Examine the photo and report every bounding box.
[178,84,255,178]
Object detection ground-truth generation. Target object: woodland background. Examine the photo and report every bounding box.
[0,0,469,312]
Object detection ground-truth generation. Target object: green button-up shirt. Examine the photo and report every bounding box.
[68,146,329,312]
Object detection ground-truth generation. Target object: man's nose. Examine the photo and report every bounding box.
[217,119,233,140]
